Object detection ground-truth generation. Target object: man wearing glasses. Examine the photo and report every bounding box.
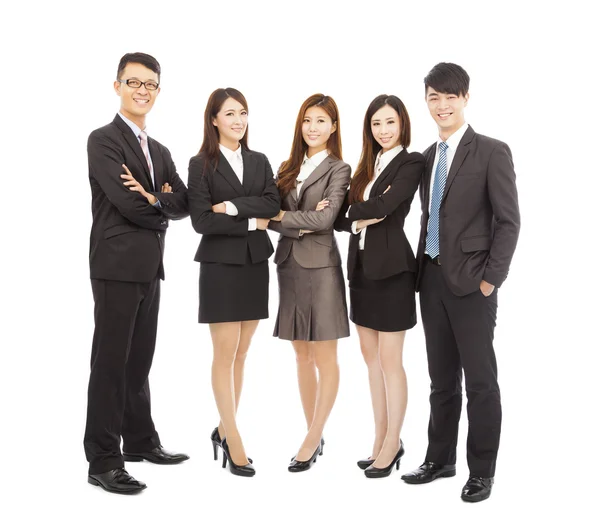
[84,52,189,494]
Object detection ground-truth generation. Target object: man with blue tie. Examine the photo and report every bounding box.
[401,63,520,502]
[84,53,189,494]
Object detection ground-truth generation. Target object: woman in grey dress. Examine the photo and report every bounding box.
[269,94,350,472]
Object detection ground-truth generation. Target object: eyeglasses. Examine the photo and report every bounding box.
[118,78,159,91]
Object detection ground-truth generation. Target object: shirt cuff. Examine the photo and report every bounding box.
[351,220,361,234]
[224,201,238,216]
[248,218,257,231]
[152,199,162,208]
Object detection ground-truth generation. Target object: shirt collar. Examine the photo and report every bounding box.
[303,149,329,167]
[376,144,403,167]
[118,112,146,140]
[219,143,243,164]
[438,121,469,151]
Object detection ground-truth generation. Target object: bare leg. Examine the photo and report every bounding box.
[295,340,339,461]
[356,324,387,459]
[210,321,247,466]
[372,331,407,468]
[217,320,260,440]
[292,340,318,429]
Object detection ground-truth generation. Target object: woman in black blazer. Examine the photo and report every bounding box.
[335,95,425,478]
[187,88,280,477]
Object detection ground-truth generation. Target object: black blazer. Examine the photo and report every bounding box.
[188,149,280,265]
[415,125,520,296]
[335,150,425,281]
[88,114,189,282]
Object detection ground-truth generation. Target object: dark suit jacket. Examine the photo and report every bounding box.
[269,156,350,268]
[188,149,280,265]
[335,150,425,280]
[416,125,520,296]
[88,114,189,282]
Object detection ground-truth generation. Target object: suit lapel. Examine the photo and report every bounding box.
[113,115,154,191]
[216,152,245,195]
[369,149,408,198]
[241,148,257,196]
[442,125,475,203]
[298,155,332,201]
[285,191,298,211]
[422,143,436,208]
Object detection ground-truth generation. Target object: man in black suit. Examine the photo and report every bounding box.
[401,63,520,502]
[84,53,189,494]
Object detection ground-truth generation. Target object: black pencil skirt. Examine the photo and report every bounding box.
[349,252,416,332]
[199,257,269,324]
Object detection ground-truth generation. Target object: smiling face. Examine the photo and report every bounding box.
[114,62,160,128]
[371,104,402,152]
[302,105,336,157]
[212,97,248,150]
[426,86,468,139]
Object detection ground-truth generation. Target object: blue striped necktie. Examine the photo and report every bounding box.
[425,141,449,258]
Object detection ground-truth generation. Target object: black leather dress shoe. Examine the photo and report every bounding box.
[288,444,321,473]
[401,462,456,484]
[123,445,189,464]
[461,476,494,502]
[357,458,375,470]
[88,468,146,494]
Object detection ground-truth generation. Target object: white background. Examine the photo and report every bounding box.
[1,1,597,524]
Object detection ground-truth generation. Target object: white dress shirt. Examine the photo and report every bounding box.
[424,122,469,253]
[352,145,403,250]
[427,121,469,213]
[220,144,256,231]
[297,149,330,195]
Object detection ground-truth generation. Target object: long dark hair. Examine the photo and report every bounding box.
[277,94,343,197]
[199,87,249,168]
[349,95,411,204]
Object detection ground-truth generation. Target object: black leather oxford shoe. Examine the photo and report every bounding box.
[123,445,189,464]
[401,462,456,484]
[461,476,494,502]
[88,468,146,494]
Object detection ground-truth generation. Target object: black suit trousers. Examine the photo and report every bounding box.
[419,258,501,478]
[84,278,161,474]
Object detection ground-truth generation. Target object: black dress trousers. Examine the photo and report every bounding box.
[84,278,161,475]
[419,258,501,478]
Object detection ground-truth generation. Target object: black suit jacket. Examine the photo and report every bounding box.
[416,125,520,296]
[88,114,189,282]
[188,149,280,265]
[336,150,425,280]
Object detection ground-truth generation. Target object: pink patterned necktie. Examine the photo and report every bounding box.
[138,130,154,186]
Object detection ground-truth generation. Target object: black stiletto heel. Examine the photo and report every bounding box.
[221,438,255,477]
[212,427,252,465]
[364,441,405,478]
[210,427,221,461]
